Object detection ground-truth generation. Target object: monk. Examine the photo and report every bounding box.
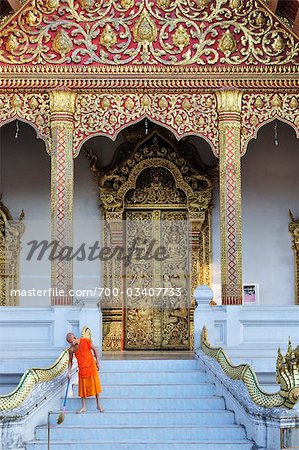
[66,333,104,414]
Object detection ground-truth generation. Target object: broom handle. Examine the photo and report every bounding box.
[62,378,71,409]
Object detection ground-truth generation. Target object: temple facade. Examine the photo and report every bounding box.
[0,1,299,449]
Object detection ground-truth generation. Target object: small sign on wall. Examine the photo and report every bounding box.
[243,284,259,305]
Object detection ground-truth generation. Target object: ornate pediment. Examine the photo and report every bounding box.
[0,0,298,71]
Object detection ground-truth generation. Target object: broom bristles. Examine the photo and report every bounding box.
[57,411,65,424]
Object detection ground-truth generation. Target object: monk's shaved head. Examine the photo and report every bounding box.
[66,332,76,343]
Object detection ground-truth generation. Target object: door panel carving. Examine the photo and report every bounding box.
[87,127,215,351]
[125,209,191,350]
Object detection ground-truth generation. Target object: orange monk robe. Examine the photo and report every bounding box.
[74,338,102,398]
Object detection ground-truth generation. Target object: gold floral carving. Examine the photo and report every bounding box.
[0,0,298,67]
[0,198,25,307]
[289,211,299,305]
[0,93,52,153]
[218,30,237,54]
[133,11,157,43]
[80,0,95,10]
[100,25,117,48]
[172,25,190,50]
[73,93,218,157]
[157,0,172,9]
[120,0,134,10]
[50,90,77,115]
[241,93,299,155]
[52,30,73,57]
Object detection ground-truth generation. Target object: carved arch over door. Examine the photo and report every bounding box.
[87,125,216,350]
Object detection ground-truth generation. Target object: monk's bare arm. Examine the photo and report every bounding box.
[91,343,100,370]
[68,348,74,379]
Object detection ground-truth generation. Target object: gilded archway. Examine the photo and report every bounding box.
[86,127,215,350]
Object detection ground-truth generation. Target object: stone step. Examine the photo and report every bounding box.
[71,383,215,397]
[98,360,198,371]
[35,424,246,441]
[94,370,207,384]
[49,410,235,426]
[27,440,254,450]
[65,396,225,411]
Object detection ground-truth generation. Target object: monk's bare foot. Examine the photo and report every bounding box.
[97,405,105,413]
[76,408,86,414]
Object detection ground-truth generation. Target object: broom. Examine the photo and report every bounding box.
[57,378,71,424]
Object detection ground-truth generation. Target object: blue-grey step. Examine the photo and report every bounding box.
[48,410,235,426]
[65,396,226,411]
[72,383,216,397]
[35,424,246,441]
[83,370,207,384]
[25,358,255,450]
[99,360,198,371]
[26,441,254,450]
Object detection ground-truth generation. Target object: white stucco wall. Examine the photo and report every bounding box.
[0,121,51,306]
[242,121,299,306]
[73,149,101,298]
[1,121,298,307]
[211,121,299,306]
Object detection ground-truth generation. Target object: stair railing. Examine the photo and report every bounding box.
[200,325,299,409]
[0,349,69,416]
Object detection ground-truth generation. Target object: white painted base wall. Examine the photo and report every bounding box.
[0,307,102,375]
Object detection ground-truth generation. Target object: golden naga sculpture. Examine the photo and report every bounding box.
[289,210,299,305]
[0,325,91,412]
[0,197,25,306]
[201,326,299,409]
[0,350,69,412]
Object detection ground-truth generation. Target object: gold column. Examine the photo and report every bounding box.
[216,90,243,305]
[50,91,77,305]
[289,211,299,305]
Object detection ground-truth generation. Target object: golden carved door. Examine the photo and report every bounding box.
[125,209,191,350]
[88,130,214,351]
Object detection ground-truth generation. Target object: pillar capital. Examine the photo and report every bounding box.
[50,90,77,116]
[216,90,242,114]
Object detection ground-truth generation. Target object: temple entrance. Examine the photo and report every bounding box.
[125,206,190,350]
[86,123,215,351]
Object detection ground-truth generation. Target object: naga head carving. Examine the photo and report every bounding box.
[276,340,299,408]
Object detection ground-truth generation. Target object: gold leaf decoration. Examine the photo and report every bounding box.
[133,11,157,43]
[45,0,59,8]
[120,0,134,9]
[290,97,298,109]
[53,30,73,57]
[80,0,95,10]
[100,25,117,48]
[11,94,22,109]
[230,0,242,8]
[218,29,237,54]
[5,35,19,54]
[194,0,209,10]
[158,97,168,110]
[182,98,191,111]
[125,98,135,110]
[172,25,190,50]
[272,35,285,53]
[254,96,263,108]
[157,0,172,9]
[272,94,282,108]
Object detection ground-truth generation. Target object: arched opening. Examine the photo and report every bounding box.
[74,119,217,351]
[242,120,299,306]
[0,120,50,306]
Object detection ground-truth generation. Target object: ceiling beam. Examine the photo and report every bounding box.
[293,8,299,37]
[268,0,279,13]
[6,0,22,12]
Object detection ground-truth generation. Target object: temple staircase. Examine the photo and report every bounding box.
[26,358,254,449]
